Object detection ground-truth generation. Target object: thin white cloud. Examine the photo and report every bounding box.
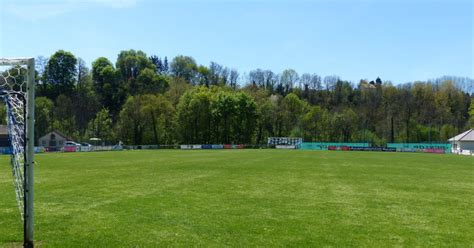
[89,0,139,8]
[4,2,74,21]
[3,0,140,21]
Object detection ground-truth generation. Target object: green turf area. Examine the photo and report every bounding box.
[0,150,473,247]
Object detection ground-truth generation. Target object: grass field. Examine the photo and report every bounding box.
[0,150,473,247]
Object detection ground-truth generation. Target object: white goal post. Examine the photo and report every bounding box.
[0,58,35,248]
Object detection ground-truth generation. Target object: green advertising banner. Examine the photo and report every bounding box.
[387,143,452,153]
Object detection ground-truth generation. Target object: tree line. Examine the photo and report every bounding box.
[5,49,473,146]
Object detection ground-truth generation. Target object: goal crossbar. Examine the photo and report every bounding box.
[0,58,33,66]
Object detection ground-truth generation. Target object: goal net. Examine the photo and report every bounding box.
[267,137,303,149]
[0,58,35,247]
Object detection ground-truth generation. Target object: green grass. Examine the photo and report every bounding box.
[0,150,473,247]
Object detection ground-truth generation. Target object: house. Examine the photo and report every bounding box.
[0,125,9,147]
[448,129,474,154]
[38,131,71,151]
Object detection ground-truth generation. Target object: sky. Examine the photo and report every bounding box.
[0,0,472,84]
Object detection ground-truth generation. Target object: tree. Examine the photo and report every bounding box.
[34,97,54,145]
[170,55,198,84]
[118,95,145,145]
[176,87,213,144]
[229,69,239,89]
[248,69,265,88]
[197,65,211,87]
[280,69,299,94]
[35,56,48,88]
[332,80,353,106]
[35,56,48,78]
[300,106,329,142]
[381,83,399,143]
[52,94,77,138]
[212,91,237,143]
[331,108,358,142]
[309,74,322,90]
[23,50,474,146]
[233,92,257,143]
[118,94,175,145]
[209,62,225,86]
[149,55,170,75]
[468,101,474,128]
[141,95,176,145]
[398,85,414,142]
[92,57,123,117]
[324,75,340,91]
[76,58,90,88]
[73,60,100,134]
[165,77,192,106]
[43,50,77,99]
[254,94,278,144]
[87,108,114,143]
[440,124,456,141]
[116,50,155,96]
[263,70,277,91]
[163,57,169,74]
[280,93,307,136]
[300,73,312,90]
[149,55,163,74]
[116,50,154,81]
[136,68,169,94]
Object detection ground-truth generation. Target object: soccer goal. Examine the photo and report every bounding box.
[268,137,303,149]
[0,58,35,248]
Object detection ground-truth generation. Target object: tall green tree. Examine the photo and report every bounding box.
[92,57,124,117]
[176,87,213,143]
[116,50,155,95]
[73,59,100,135]
[468,101,474,128]
[165,77,192,106]
[300,106,330,142]
[118,95,146,145]
[212,91,237,143]
[141,95,176,145]
[136,68,169,94]
[43,50,77,99]
[233,92,257,144]
[87,108,114,143]
[331,108,358,142]
[280,93,307,136]
[170,55,198,84]
[52,94,78,138]
[34,97,54,145]
[116,50,154,81]
[280,69,299,95]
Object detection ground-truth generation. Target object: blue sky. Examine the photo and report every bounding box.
[0,0,472,84]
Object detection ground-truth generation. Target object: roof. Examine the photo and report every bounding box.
[448,129,474,142]
[39,130,72,141]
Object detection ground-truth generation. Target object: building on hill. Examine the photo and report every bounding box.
[359,81,377,92]
[0,125,9,147]
[38,131,72,150]
[448,129,474,154]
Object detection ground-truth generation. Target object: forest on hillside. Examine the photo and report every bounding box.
[3,50,473,146]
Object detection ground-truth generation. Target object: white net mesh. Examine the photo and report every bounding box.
[0,64,28,220]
